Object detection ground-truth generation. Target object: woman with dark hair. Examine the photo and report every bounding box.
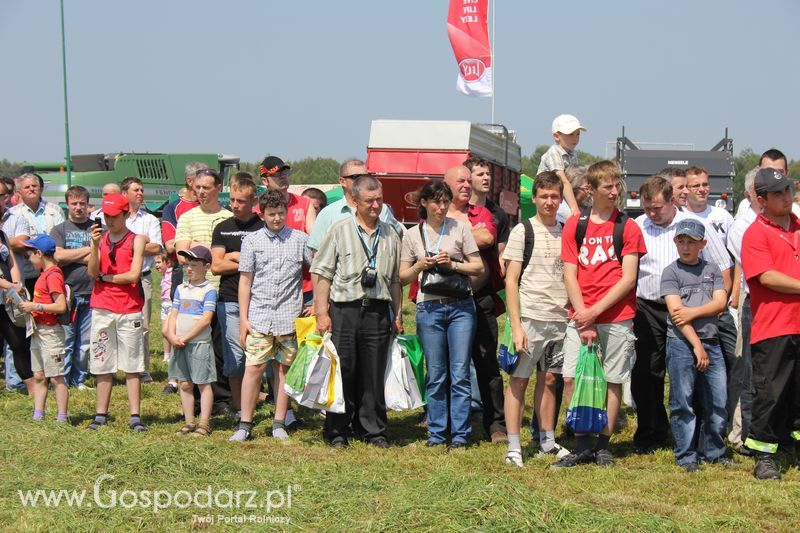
[400,179,484,448]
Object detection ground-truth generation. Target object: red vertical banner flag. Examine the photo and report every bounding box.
[447,0,492,97]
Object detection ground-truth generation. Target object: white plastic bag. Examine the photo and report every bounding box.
[384,338,425,411]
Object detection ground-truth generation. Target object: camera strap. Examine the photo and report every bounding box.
[354,218,381,268]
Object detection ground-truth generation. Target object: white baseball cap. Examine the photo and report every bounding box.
[551,114,587,135]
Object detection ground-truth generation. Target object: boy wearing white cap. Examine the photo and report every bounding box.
[538,114,587,218]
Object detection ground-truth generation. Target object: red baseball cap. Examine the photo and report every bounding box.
[101,193,130,216]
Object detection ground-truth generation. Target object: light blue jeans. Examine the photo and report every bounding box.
[217,301,245,378]
[416,297,476,445]
[4,343,25,391]
[63,294,92,387]
[667,336,728,465]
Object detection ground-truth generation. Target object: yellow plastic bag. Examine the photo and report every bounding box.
[295,316,317,346]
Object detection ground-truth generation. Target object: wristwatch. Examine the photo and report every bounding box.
[36,303,44,312]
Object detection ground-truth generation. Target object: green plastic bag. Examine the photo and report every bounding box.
[565,344,608,434]
[396,334,426,402]
[285,333,324,395]
[498,315,518,373]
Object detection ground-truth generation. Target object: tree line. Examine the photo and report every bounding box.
[3,150,797,200]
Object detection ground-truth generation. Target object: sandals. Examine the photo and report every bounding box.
[176,423,197,436]
[192,423,212,437]
[128,419,147,432]
[87,418,107,431]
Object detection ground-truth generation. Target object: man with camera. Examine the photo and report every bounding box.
[311,175,403,449]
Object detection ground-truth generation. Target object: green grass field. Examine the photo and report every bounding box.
[1,278,799,531]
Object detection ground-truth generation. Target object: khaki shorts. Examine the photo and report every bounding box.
[245,332,297,367]
[562,319,636,384]
[169,342,217,384]
[31,324,66,378]
[90,309,145,375]
[511,318,567,379]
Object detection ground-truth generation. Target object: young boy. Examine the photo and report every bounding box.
[538,114,587,217]
[229,190,312,442]
[502,171,571,467]
[155,251,178,395]
[301,187,328,215]
[18,235,68,421]
[554,160,647,469]
[661,219,728,472]
[166,245,218,436]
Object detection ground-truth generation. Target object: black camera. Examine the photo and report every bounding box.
[361,266,378,288]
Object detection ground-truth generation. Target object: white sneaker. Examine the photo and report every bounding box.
[76,383,94,391]
[505,450,524,468]
[536,443,571,459]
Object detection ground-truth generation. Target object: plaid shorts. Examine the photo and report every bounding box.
[244,331,298,367]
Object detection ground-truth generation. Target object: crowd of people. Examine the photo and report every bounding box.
[2,114,800,481]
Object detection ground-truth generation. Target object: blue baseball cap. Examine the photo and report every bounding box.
[675,219,705,241]
[22,234,57,255]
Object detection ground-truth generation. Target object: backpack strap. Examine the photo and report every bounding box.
[613,210,629,264]
[521,219,534,272]
[574,206,592,254]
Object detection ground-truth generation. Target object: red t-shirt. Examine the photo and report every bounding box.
[90,231,145,314]
[561,209,647,324]
[33,265,65,326]
[468,204,504,294]
[284,193,312,294]
[741,213,800,344]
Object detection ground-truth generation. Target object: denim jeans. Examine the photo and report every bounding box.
[217,301,245,378]
[667,336,728,465]
[4,343,25,391]
[416,297,476,444]
[63,294,92,387]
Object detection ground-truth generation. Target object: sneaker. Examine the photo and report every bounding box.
[448,441,467,452]
[505,450,524,468]
[140,372,153,384]
[595,449,615,467]
[753,455,781,480]
[161,383,178,396]
[229,428,252,442]
[285,409,301,429]
[680,462,700,473]
[330,438,349,449]
[272,427,290,440]
[550,449,595,470]
[76,383,93,391]
[368,437,391,449]
[536,443,571,460]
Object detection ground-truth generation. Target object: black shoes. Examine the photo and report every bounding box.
[680,462,700,473]
[550,449,596,469]
[753,455,781,480]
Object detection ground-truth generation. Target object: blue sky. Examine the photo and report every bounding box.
[2,0,798,164]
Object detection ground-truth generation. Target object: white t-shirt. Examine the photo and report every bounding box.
[681,205,733,271]
[502,217,568,321]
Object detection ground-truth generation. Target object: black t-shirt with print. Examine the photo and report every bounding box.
[211,215,264,302]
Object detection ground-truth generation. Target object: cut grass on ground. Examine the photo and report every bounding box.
[1,277,799,530]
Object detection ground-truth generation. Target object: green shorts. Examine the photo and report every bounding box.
[169,342,217,384]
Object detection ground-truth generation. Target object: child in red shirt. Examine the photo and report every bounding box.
[18,235,68,422]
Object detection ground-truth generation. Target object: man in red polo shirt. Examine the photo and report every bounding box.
[86,193,148,432]
[741,168,800,480]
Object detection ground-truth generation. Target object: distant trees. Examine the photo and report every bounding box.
[521,145,603,177]
[240,157,340,184]
[0,159,22,177]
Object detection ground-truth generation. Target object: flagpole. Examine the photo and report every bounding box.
[60,0,72,187]
[490,0,495,123]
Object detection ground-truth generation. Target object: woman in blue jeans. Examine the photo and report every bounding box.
[400,180,484,448]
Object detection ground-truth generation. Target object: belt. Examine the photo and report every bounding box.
[332,298,389,308]
[427,296,465,305]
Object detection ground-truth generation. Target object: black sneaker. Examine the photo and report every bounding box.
[368,438,391,449]
[680,461,700,473]
[550,449,595,470]
[161,383,178,396]
[595,449,614,467]
[753,455,781,480]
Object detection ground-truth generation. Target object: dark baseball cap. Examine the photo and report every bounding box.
[259,156,290,176]
[178,245,212,263]
[675,219,705,241]
[754,168,793,196]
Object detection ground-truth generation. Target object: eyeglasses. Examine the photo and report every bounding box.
[342,173,368,180]
[195,169,220,178]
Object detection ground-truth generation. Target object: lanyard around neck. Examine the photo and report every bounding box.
[353,217,381,267]
[422,220,446,255]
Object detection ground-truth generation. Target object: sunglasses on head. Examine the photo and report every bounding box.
[343,173,368,180]
[195,169,219,178]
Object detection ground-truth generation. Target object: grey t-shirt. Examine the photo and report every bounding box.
[50,219,95,295]
[660,259,724,340]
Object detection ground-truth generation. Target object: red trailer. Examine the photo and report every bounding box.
[366,120,522,225]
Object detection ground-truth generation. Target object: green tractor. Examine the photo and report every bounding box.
[22,152,240,214]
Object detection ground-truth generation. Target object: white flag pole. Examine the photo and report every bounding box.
[491,0,495,123]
